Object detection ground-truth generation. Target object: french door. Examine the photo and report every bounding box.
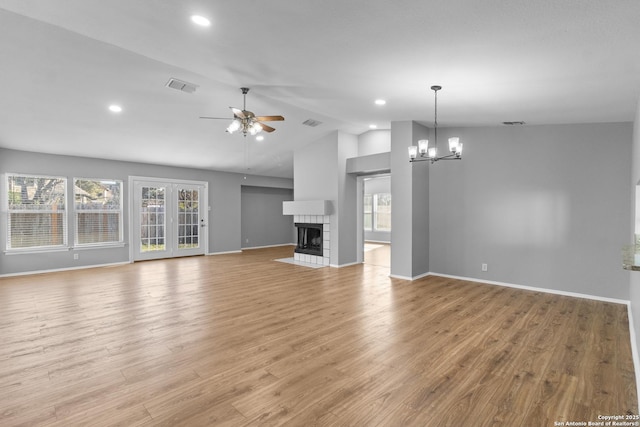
[131,178,207,261]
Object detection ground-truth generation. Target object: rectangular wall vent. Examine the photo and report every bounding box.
[166,78,198,94]
[302,119,323,127]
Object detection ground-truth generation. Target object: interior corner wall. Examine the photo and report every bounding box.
[390,121,430,278]
[630,95,640,358]
[429,122,632,300]
[410,122,430,276]
[0,148,293,275]
[337,132,358,265]
[241,186,294,249]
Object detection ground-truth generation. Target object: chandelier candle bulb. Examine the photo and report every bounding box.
[408,146,418,159]
[448,137,460,153]
[428,147,437,158]
[418,139,429,154]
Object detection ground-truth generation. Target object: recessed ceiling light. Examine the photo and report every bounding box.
[374,99,386,106]
[256,135,264,141]
[108,105,122,113]
[369,124,377,129]
[191,15,211,27]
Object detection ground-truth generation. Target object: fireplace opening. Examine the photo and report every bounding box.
[295,223,323,256]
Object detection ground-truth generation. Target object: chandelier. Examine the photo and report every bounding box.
[408,85,462,163]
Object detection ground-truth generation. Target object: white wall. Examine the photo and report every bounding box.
[358,129,391,156]
[429,123,632,300]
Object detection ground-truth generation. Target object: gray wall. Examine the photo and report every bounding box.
[337,132,358,265]
[390,121,430,279]
[0,148,293,275]
[429,123,632,300]
[241,186,294,248]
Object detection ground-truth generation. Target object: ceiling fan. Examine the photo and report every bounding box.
[200,87,284,136]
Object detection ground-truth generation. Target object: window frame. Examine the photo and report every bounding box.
[73,177,124,248]
[363,193,373,231]
[5,173,68,252]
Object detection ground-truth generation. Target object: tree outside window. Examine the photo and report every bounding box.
[7,174,67,249]
[74,178,123,246]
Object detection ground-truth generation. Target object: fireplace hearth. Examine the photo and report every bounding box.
[295,223,323,256]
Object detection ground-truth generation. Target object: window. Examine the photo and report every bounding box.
[363,193,391,232]
[6,174,67,250]
[364,194,373,231]
[74,178,123,246]
[374,193,392,231]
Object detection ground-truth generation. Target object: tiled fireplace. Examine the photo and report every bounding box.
[293,215,330,266]
[283,200,331,267]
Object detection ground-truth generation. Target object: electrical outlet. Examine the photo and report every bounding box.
[481,263,488,272]
[245,238,249,243]
[73,253,79,260]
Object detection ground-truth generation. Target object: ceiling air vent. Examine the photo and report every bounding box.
[502,121,525,125]
[302,119,322,127]
[165,78,198,94]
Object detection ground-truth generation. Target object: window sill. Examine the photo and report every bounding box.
[73,243,126,251]
[4,247,71,255]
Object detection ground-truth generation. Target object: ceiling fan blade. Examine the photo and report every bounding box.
[256,115,285,122]
[231,107,245,119]
[199,116,229,120]
[259,122,276,133]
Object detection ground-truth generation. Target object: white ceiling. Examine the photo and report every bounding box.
[1,0,639,178]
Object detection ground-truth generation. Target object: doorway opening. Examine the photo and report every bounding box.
[361,174,391,268]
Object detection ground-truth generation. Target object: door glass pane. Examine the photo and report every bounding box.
[140,186,166,252]
[178,188,199,249]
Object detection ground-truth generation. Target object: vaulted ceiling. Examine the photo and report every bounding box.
[1,1,639,178]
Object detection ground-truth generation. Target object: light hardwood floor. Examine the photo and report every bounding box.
[0,246,636,426]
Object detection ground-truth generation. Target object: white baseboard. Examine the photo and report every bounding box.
[0,261,131,278]
[427,272,630,305]
[330,261,361,268]
[207,250,242,256]
[389,271,430,281]
[242,243,295,250]
[627,303,640,411]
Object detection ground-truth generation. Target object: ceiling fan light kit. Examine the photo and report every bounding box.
[200,87,284,137]
[408,85,462,163]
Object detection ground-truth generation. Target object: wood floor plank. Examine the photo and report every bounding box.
[0,245,636,426]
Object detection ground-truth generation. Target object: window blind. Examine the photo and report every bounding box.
[7,174,67,249]
[74,178,123,246]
